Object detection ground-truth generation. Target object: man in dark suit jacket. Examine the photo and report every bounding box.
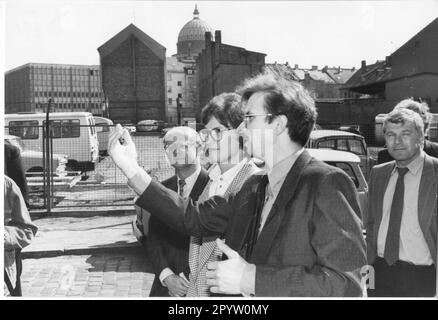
[4,142,29,208]
[109,72,367,297]
[146,127,210,297]
[366,109,437,297]
[377,98,438,164]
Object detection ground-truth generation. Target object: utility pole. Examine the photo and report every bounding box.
[176,96,182,125]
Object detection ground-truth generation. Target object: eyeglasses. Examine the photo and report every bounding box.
[243,113,273,128]
[199,127,233,142]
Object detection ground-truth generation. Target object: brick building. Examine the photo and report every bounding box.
[98,24,166,124]
[342,17,438,111]
[5,63,104,114]
[197,30,266,111]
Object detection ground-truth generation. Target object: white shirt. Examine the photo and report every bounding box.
[159,166,202,285]
[208,159,247,198]
[377,151,433,265]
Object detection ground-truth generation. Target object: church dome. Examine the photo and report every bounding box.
[176,5,213,59]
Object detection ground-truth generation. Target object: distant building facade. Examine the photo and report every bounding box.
[166,57,198,124]
[98,24,166,124]
[342,18,438,111]
[197,30,266,111]
[5,63,104,115]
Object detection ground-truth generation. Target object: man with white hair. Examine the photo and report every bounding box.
[145,126,210,297]
[366,108,437,297]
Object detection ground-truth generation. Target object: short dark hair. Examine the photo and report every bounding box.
[237,71,317,146]
[201,93,243,129]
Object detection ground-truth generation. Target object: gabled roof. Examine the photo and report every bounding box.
[341,60,392,93]
[391,17,437,59]
[324,67,356,84]
[293,68,335,83]
[98,24,166,60]
[264,63,299,81]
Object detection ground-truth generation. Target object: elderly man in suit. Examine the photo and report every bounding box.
[146,127,210,297]
[367,108,437,297]
[377,98,438,164]
[108,72,366,297]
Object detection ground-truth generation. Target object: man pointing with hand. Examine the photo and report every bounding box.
[109,72,366,296]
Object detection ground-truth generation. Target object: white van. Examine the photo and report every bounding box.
[5,112,99,171]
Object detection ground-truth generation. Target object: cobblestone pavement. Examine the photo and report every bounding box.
[21,252,155,297]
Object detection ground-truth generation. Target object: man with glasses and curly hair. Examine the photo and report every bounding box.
[109,72,366,297]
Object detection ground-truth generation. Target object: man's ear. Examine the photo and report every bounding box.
[275,115,288,136]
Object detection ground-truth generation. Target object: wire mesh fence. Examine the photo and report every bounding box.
[5,123,175,212]
[5,121,387,212]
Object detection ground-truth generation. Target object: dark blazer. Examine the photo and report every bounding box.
[147,168,210,297]
[4,143,29,208]
[137,150,367,297]
[377,140,438,164]
[365,154,438,266]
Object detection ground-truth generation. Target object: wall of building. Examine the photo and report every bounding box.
[196,34,265,111]
[385,74,438,112]
[5,64,103,115]
[101,36,166,124]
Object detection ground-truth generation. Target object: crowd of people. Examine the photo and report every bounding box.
[108,71,437,297]
[3,70,437,298]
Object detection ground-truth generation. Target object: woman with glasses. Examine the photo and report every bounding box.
[185,92,260,296]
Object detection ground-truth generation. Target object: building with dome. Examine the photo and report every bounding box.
[176,5,213,61]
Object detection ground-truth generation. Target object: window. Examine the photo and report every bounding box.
[8,121,39,139]
[168,86,172,93]
[177,81,182,86]
[317,140,335,149]
[167,73,172,81]
[348,139,365,156]
[337,139,349,151]
[42,119,80,138]
[168,98,173,105]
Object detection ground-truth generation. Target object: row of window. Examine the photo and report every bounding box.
[32,67,99,77]
[8,120,81,139]
[36,102,101,111]
[34,91,102,98]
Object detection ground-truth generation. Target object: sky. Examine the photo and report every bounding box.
[2,0,438,72]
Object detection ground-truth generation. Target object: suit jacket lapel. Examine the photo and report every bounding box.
[418,155,437,234]
[373,163,394,244]
[189,168,210,201]
[250,150,312,263]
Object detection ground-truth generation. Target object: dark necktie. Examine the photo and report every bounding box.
[178,179,186,197]
[245,174,269,260]
[384,167,409,265]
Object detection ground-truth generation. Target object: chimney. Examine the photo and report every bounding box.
[322,65,328,73]
[214,30,221,44]
[294,64,299,69]
[205,31,211,43]
[385,55,391,67]
[311,65,318,71]
[285,61,289,66]
[361,60,366,73]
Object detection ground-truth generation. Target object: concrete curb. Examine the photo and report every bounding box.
[22,243,143,259]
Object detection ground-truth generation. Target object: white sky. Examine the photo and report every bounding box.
[2,0,438,72]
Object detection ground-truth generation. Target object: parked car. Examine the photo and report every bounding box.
[132,148,368,243]
[307,129,375,179]
[4,135,68,176]
[93,116,113,156]
[136,120,164,132]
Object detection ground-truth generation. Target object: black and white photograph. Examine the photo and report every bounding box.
[1,0,438,301]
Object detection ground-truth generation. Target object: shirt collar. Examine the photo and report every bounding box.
[209,158,248,183]
[392,150,425,176]
[178,165,201,186]
[267,148,304,194]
